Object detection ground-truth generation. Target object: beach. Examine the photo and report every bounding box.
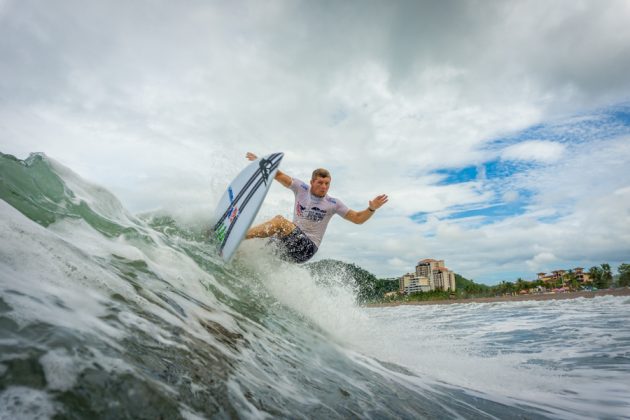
[367,288,630,307]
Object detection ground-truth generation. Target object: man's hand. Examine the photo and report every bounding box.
[344,194,389,224]
[246,151,292,187]
[369,194,389,211]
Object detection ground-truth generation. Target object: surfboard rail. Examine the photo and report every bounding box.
[212,153,284,262]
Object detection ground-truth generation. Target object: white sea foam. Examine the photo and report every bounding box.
[353,297,630,418]
[0,387,56,420]
[0,201,128,344]
[179,407,207,420]
[226,379,267,419]
[39,348,81,391]
[0,196,243,362]
[224,239,630,417]
[236,239,371,345]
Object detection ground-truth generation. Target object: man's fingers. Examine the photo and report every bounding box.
[369,194,388,210]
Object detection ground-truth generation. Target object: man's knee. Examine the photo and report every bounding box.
[272,215,295,234]
[272,215,291,226]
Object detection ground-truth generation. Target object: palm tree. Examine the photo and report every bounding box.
[589,266,602,288]
[564,269,578,291]
[600,263,613,288]
[618,263,630,287]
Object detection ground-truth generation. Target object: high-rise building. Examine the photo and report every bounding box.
[399,259,456,294]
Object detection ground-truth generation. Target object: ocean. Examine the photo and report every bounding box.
[1,152,629,419]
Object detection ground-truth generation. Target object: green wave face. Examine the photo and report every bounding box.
[0,152,68,227]
[0,152,144,239]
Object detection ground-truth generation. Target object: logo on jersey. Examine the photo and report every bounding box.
[296,204,326,222]
[307,207,326,222]
[297,203,306,217]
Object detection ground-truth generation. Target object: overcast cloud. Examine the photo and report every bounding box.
[1,0,629,283]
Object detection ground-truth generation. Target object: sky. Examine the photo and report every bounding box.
[1,0,629,284]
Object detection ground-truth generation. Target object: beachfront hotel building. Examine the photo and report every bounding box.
[536,267,591,286]
[399,259,456,294]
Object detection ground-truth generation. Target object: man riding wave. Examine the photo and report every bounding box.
[245,152,388,263]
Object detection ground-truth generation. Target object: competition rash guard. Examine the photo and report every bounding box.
[288,178,349,248]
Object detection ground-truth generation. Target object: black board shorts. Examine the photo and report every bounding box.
[273,226,318,263]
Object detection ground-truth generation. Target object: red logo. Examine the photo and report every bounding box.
[228,206,239,222]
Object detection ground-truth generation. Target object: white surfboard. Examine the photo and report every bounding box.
[211,153,284,262]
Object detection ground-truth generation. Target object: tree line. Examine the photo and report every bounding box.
[588,263,630,288]
[307,259,630,303]
[459,263,630,298]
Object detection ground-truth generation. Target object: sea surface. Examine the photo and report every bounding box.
[1,152,629,419]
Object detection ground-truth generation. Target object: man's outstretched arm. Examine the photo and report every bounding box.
[343,194,388,225]
[246,152,292,188]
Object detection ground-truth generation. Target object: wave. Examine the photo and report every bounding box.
[0,152,605,419]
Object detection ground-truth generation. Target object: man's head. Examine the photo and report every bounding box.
[310,168,331,197]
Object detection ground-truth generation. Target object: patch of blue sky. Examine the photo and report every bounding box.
[444,202,526,220]
[609,106,630,125]
[483,271,536,284]
[411,189,534,226]
[415,102,630,227]
[329,107,348,126]
[434,159,537,185]
[483,159,538,180]
[442,191,531,223]
[537,214,564,224]
[487,102,630,150]
[410,212,428,223]
[434,165,478,184]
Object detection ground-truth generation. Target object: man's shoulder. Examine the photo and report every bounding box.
[325,195,349,215]
[291,178,309,191]
[293,178,309,191]
[324,195,341,205]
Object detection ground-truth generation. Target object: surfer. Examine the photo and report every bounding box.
[244,152,388,263]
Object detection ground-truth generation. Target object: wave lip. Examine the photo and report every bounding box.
[0,152,139,236]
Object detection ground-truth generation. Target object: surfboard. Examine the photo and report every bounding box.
[211,152,284,262]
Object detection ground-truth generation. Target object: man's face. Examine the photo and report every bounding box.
[310,176,331,197]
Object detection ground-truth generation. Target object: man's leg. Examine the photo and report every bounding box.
[246,215,296,239]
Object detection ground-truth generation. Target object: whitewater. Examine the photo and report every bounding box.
[1,152,629,419]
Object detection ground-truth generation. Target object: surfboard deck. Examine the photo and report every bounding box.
[211,153,284,262]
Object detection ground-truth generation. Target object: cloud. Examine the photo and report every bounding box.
[397,134,630,282]
[502,190,520,203]
[1,0,630,283]
[387,257,409,271]
[501,140,565,163]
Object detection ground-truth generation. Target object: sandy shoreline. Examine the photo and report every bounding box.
[366,288,630,308]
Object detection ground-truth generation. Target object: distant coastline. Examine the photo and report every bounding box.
[366,288,630,308]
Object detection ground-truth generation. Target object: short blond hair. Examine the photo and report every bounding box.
[311,168,331,180]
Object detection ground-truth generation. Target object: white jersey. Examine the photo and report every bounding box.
[288,178,349,248]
